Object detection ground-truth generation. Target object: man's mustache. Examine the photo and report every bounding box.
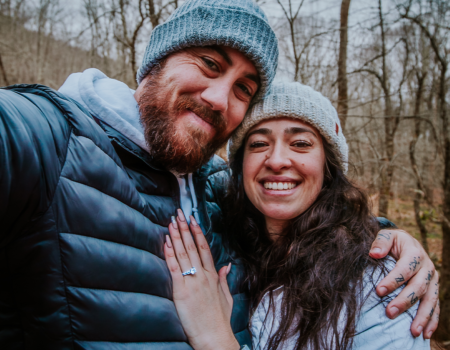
[175,95,227,132]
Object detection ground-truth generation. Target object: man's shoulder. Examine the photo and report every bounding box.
[0,84,121,167]
[203,154,228,177]
[1,84,90,122]
[204,155,229,191]
[1,84,111,142]
[0,85,74,147]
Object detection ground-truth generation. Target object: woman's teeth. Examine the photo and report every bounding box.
[263,182,297,190]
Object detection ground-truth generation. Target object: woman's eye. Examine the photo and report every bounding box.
[202,58,219,71]
[292,141,311,148]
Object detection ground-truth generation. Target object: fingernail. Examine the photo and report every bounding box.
[227,263,232,274]
[177,209,186,222]
[417,325,423,335]
[171,216,178,229]
[190,215,198,227]
[378,286,388,296]
[371,247,382,254]
[390,306,399,318]
[165,235,172,248]
[427,330,433,338]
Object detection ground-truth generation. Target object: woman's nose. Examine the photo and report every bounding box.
[264,145,292,172]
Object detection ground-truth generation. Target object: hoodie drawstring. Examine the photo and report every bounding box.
[188,173,201,224]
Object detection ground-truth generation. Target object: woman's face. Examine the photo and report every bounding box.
[243,118,326,229]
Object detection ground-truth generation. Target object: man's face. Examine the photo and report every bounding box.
[135,46,259,174]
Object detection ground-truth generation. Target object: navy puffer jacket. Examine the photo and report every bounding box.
[0,85,250,349]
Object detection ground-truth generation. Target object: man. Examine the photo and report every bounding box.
[0,0,439,348]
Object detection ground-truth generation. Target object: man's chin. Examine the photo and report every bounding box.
[145,137,223,174]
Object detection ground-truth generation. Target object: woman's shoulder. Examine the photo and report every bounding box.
[353,257,430,350]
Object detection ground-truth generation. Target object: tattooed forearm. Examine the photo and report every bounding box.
[408,291,419,305]
[409,256,421,272]
[426,270,432,285]
[377,232,392,240]
[395,274,405,284]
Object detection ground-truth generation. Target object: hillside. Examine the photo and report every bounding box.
[0,14,121,89]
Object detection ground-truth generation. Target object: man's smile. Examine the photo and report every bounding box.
[183,108,216,136]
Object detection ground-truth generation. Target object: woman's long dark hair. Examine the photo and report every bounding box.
[223,138,384,350]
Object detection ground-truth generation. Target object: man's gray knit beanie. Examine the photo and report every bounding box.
[136,0,278,99]
[228,82,349,172]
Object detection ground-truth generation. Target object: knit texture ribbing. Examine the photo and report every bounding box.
[228,82,349,172]
[136,0,279,100]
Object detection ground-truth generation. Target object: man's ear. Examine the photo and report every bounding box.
[135,56,170,101]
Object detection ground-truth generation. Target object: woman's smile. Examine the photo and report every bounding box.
[259,176,301,195]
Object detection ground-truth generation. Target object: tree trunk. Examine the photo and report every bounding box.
[378,96,394,218]
[149,0,160,29]
[438,138,450,340]
[436,62,450,341]
[337,0,351,131]
[414,193,429,252]
[378,158,394,218]
[410,73,428,252]
[0,51,9,86]
[377,0,396,219]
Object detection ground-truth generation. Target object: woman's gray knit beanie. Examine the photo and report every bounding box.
[136,0,279,100]
[228,82,349,172]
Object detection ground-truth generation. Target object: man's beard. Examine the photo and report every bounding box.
[138,71,229,174]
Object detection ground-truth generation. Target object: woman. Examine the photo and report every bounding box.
[164,83,434,349]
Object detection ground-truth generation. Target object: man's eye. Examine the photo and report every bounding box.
[237,83,251,96]
[202,58,219,71]
[250,141,267,148]
[292,141,311,148]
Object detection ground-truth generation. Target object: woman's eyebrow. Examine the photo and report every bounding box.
[285,127,317,137]
[246,128,272,138]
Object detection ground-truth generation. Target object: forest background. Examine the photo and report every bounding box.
[0,0,449,345]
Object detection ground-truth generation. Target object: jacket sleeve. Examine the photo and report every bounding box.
[0,88,67,248]
[377,217,397,229]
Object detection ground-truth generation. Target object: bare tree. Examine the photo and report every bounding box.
[112,0,176,87]
[401,0,450,339]
[408,29,430,251]
[276,0,305,82]
[350,0,409,218]
[0,51,9,85]
[337,0,351,131]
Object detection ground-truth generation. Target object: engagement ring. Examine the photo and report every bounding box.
[182,267,196,276]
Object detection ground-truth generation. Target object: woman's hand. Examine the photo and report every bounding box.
[369,229,439,339]
[164,209,240,350]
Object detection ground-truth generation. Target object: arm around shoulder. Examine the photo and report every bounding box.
[353,262,430,350]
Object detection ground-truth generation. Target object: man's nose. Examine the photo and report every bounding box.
[200,79,230,114]
[265,144,292,172]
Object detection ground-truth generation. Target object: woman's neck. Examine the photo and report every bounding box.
[265,217,289,242]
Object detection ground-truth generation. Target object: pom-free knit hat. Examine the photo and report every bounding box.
[228,82,349,172]
[136,0,279,100]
